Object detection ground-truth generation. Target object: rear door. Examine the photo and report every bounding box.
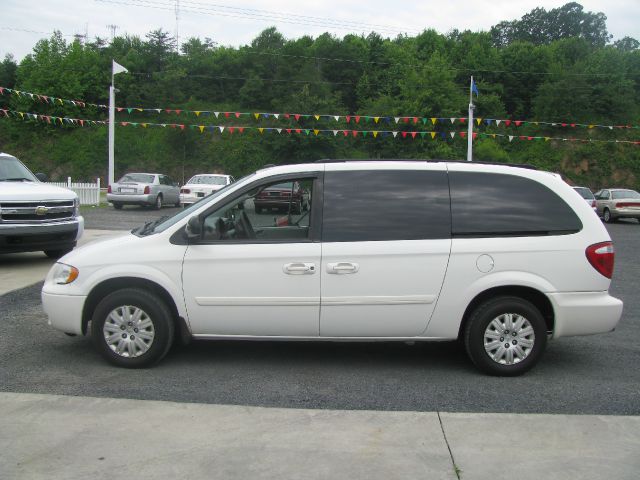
[319,164,452,337]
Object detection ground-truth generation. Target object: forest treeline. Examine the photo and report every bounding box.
[0,2,638,188]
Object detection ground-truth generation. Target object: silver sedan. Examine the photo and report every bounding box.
[107,173,180,210]
[594,188,640,223]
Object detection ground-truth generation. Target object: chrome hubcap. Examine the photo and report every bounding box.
[103,305,155,358]
[483,313,535,365]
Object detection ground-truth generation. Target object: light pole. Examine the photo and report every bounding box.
[109,60,128,186]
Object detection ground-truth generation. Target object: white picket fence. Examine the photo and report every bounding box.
[45,177,101,205]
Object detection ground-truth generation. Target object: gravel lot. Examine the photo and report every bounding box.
[1,206,638,414]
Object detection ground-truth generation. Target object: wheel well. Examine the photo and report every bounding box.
[82,277,182,336]
[457,286,555,339]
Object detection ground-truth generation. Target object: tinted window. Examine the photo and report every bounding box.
[322,170,450,242]
[450,172,582,236]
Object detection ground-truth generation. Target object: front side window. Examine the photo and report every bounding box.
[200,177,315,243]
[322,170,451,242]
[450,172,582,236]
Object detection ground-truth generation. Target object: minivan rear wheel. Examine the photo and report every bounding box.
[464,296,547,376]
[91,288,174,368]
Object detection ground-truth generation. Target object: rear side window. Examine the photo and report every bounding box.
[450,172,582,236]
[322,170,451,242]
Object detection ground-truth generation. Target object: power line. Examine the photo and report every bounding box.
[0,26,78,38]
[95,0,423,36]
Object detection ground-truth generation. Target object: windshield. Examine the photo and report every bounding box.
[187,175,228,185]
[118,173,155,184]
[149,172,256,235]
[0,156,39,182]
[612,190,640,199]
[574,187,594,200]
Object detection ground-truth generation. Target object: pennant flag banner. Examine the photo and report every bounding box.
[2,105,640,147]
[2,85,638,131]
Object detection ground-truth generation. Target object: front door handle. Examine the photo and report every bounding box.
[283,262,316,275]
[327,262,359,274]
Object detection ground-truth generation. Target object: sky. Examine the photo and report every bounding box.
[1,0,639,61]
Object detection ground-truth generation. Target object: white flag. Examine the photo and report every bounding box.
[112,60,128,75]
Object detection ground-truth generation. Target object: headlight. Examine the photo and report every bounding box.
[73,197,80,217]
[51,262,79,284]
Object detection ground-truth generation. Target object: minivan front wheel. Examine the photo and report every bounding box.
[464,296,547,376]
[91,288,174,368]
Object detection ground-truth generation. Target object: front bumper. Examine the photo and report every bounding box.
[0,217,83,254]
[107,193,156,205]
[42,291,86,335]
[549,291,623,338]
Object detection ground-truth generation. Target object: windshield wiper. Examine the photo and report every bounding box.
[133,216,170,236]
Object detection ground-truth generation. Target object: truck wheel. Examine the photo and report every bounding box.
[91,288,174,368]
[464,296,547,376]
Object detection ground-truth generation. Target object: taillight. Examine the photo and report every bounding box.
[616,202,640,208]
[107,185,112,193]
[591,200,596,208]
[585,241,615,279]
[144,186,150,194]
[181,188,190,194]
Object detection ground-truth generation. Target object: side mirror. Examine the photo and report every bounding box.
[35,173,48,182]
[185,215,202,241]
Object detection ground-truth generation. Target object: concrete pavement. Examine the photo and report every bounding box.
[0,229,125,295]
[1,392,639,480]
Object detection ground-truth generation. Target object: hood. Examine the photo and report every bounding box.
[60,231,134,265]
[0,181,78,201]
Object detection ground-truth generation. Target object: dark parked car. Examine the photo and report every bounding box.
[254,181,309,214]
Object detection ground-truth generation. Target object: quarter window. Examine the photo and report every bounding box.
[322,170,451,242]
[449,172,582,236]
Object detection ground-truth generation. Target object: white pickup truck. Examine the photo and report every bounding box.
[0,152,84,258]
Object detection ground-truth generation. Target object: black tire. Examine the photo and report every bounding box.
[255,206,262,214]
[603,208,613,223]
[292,201,302,214]
[154,195,163,210]
[113,203,123,210]
[464,296,547,376]
[44,248,73,259]
[302,200,309,212]
[91,288,175,368]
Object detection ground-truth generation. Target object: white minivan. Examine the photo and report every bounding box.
[42,161,623,375]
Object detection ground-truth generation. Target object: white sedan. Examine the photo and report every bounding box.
[180,174,234,206]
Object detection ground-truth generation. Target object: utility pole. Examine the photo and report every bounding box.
[107,24,119,42]
[175,0,180,53]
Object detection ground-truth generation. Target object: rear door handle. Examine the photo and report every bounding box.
[283,262,316,275]
[327,262,359,274]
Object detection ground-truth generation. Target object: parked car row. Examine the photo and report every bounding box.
[106,172,235,209]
